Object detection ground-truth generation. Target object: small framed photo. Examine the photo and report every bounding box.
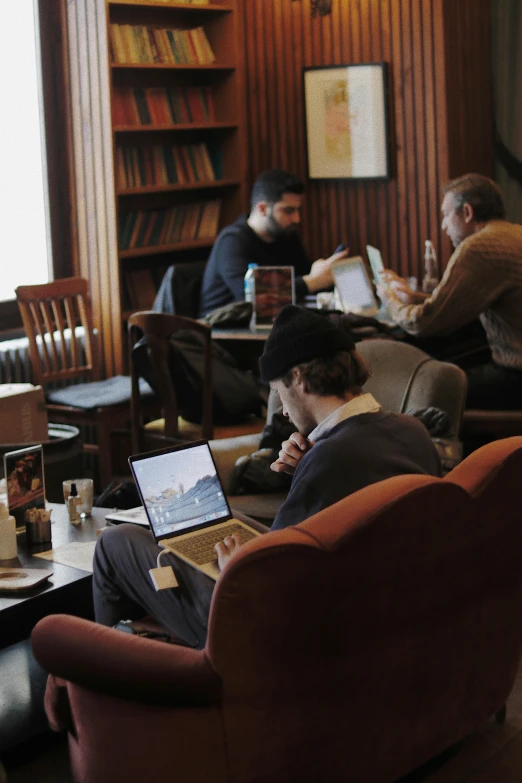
[4,445,45,527]
[303,62,390,180]
[252,267,295,329]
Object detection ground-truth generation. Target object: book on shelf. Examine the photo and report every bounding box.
[112,86,215,128]
[109,24,215,66]
[119,200,221,250]
[133,89,152,125]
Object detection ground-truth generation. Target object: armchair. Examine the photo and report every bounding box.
[32,437,522,783]
[211,339,468,522]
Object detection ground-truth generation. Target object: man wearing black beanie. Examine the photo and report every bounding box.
[216,305,441,565]
[94,305,441,646]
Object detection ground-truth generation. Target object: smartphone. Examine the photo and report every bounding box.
[366,245,385,284]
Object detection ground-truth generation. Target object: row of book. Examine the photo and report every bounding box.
[112,86,215,127]
[109,23,215,66]
[119,200,221,250]
[115,143,218,189]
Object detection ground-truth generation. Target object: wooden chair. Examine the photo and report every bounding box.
[128,311,265,455]
[15,277,153,490]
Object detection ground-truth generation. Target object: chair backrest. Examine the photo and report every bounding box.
[266,339,468,439]
[207,436,522,782]
[128,310,213,452]
[357,338,467,438]
[152,261,207,318]
[15,277,99,386]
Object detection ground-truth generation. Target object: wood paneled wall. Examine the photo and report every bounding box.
[242,0,494,280]
[67,0,122,374]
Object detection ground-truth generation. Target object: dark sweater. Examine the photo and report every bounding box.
[271,411,441,531]
[199,215,312,316]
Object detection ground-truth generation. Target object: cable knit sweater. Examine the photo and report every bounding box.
[387,220,522,369]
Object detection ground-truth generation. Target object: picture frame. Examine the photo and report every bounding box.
[303,62,390,181]
[252,267,295,329]
[3,444,45,527]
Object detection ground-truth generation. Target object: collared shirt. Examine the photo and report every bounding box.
[308,393,381,442]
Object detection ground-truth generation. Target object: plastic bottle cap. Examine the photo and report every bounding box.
[247,263,258,269]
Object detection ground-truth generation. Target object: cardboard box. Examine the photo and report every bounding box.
[0,384,48,445]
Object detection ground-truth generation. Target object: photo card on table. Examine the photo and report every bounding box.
[252,266,295,329]
[3,444,45,528]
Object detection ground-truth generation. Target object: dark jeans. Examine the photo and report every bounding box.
[93,513,269,649]
[465,362,522,410]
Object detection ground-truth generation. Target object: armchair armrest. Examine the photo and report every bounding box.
[31,615,221,708]
[209,433,263,493]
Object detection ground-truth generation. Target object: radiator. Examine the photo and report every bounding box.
[0,328,89,387]
[0,336,32,384]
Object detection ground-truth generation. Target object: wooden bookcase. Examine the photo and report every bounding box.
[106,0,247,319]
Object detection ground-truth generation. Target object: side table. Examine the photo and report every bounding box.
[0,503,110,649]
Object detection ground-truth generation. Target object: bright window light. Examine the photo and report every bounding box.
[0,0,51,302]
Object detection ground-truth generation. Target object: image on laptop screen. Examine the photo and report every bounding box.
[131,442,230,539]
[333,257,379,314]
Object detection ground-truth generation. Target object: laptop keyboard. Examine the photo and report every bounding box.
[170,523,258,565]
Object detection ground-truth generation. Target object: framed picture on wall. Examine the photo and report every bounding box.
[303,62,390,181]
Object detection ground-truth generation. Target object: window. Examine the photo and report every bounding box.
[0,0,51,303]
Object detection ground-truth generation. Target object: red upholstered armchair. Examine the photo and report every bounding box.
[32,438,522,783]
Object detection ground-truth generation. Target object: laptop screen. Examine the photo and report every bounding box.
[333,257,378,313]
[129,441,231,540]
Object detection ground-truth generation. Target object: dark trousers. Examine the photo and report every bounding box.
[93,513,269,649]
[465,362,522,410]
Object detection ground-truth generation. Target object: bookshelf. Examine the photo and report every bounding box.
[106,0,247,316]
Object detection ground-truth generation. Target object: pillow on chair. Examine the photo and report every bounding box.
[48,376,154,409]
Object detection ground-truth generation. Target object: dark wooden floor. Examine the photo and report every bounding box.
[5,657,522,782]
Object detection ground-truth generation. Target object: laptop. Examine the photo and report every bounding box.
[366,245,386,284]
[332,255,393,324]
[128,440,260,580]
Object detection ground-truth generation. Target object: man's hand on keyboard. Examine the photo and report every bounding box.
[215,533,242,571]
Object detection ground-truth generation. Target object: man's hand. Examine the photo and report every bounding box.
[303,247,349,293]
[270,432,314,476]
[378,270,428,305]
[214,533,242,571]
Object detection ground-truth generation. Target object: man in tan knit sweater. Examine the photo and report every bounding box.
[378,174,522,409]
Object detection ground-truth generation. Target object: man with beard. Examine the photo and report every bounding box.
[378,174,522,409]
[198,169,348,316]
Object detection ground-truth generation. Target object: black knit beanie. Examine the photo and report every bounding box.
[259,305,356,383]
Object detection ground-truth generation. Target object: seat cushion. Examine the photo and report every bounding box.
[47,377,154,410]
[229,493,286,522]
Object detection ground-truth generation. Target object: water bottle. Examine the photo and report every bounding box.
[422,240,439,294]
[244,263,258,330]
[244,263,258,303]
[0,502,17,559]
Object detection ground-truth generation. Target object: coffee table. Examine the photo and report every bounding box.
[0,503,112,649]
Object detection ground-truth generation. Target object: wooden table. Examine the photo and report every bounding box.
[211,327,270,341]
[0,503,111,648]
[211,327,270,372]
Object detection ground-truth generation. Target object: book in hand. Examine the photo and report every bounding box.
[252,267,295,329]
